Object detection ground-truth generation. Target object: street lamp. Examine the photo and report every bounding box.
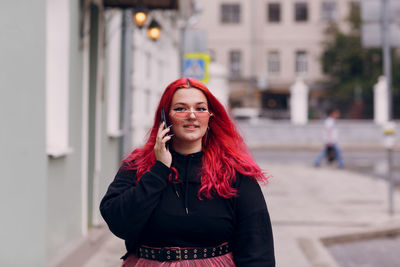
[147,18,162,41]
[133,3,147,28]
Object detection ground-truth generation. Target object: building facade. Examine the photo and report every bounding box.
[192,0,359,118]
[0,0,189,266]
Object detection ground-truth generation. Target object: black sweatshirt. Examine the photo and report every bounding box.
[100,150,275,267]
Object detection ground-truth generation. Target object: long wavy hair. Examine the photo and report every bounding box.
[123,77,269,199]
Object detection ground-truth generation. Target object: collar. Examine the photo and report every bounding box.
[170,149,203,159]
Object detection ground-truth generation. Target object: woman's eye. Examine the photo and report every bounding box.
[173,107,186,112]
[196,107,207,112]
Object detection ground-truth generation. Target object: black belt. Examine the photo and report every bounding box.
[137,243,231,261]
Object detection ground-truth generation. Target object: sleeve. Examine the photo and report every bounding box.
[232,176,275,267]
[99,161,171,242]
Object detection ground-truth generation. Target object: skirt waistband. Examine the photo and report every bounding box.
[137,243,231,262]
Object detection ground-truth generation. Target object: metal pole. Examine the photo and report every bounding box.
[180,25,186,77]
[381,0,394,215]
[381,0,392,120]
[250,0,257,105]
[120,9,133,158]
[388,147,394,215]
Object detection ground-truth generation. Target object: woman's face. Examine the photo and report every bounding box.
[169,88,211,150]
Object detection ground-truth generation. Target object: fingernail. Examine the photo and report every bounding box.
[167,125,173,129]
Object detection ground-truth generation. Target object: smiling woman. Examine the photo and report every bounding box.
[100,77,275,267]
[169,88,212,154]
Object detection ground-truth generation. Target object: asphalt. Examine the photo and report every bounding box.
[83,162,400,267]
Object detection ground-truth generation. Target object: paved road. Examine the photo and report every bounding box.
[259,162,400,267]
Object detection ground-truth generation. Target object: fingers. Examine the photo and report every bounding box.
[158,123,172,137]
[158,122,172,135]
[161,134,173,147]
[156,122,172,148]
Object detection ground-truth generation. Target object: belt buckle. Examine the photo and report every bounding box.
[170,247,182,261]
[171,247,182,261]
[169,247,182,261]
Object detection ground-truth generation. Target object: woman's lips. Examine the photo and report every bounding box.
[183,125,199,131]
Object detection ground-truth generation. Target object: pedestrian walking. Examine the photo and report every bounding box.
[100,78,275,267]
[314,108,345,168]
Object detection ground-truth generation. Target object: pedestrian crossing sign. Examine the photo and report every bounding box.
[183,53,210,84]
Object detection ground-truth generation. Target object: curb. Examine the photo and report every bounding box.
[321,225,400,247]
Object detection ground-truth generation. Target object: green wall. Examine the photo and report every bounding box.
[0,1,47,266]
[0,1,122,265]
[46,0,84,260]
[45,0,121,262]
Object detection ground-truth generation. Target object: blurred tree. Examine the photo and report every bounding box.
[320,3,400,119]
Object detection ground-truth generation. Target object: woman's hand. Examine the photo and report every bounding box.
[154,122,173,167]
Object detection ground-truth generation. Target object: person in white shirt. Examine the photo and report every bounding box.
[314,108,345,168]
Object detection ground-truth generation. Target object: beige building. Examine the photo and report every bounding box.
[193,0,359,118]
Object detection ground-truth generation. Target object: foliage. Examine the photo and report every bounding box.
[320,4,400,119]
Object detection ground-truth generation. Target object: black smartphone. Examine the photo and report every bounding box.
[161,109,171,149]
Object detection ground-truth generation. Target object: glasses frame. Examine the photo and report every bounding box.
[169,107,213,119]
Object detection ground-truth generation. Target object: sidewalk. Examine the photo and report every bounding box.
[262,162,400,267]
[83,163,400,267]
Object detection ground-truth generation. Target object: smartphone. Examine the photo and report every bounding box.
[161,109,171,149]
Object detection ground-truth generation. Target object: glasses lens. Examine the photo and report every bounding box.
[195,111,210,118]
[172,111,210,118]
[172,112,188,118]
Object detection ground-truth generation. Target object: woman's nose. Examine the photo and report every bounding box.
[188,108,197,119]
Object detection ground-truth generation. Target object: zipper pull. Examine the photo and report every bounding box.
[185,207,189,215]
[175,190,180,198]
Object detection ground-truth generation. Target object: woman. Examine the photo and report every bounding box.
[100,78,275,267]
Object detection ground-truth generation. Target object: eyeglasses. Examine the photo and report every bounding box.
[170,107,213,118]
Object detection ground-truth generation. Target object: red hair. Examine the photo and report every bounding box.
[124,77,270,199]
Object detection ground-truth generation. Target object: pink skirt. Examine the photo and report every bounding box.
[121,252,235,267]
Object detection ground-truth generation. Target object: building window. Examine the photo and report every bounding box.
[221,4,241,24]
[158,60,164,83]
[268,51,280,74]
[229,50,241,77]
[46,0,72,157]
[321,1,337,22]
[349,1,360,18]
[267,3,281,23]
[145,89,151,114]
[146,52,151,78]
[295,2,308,22]
[106,11,123,138]
[295,51,308,74]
